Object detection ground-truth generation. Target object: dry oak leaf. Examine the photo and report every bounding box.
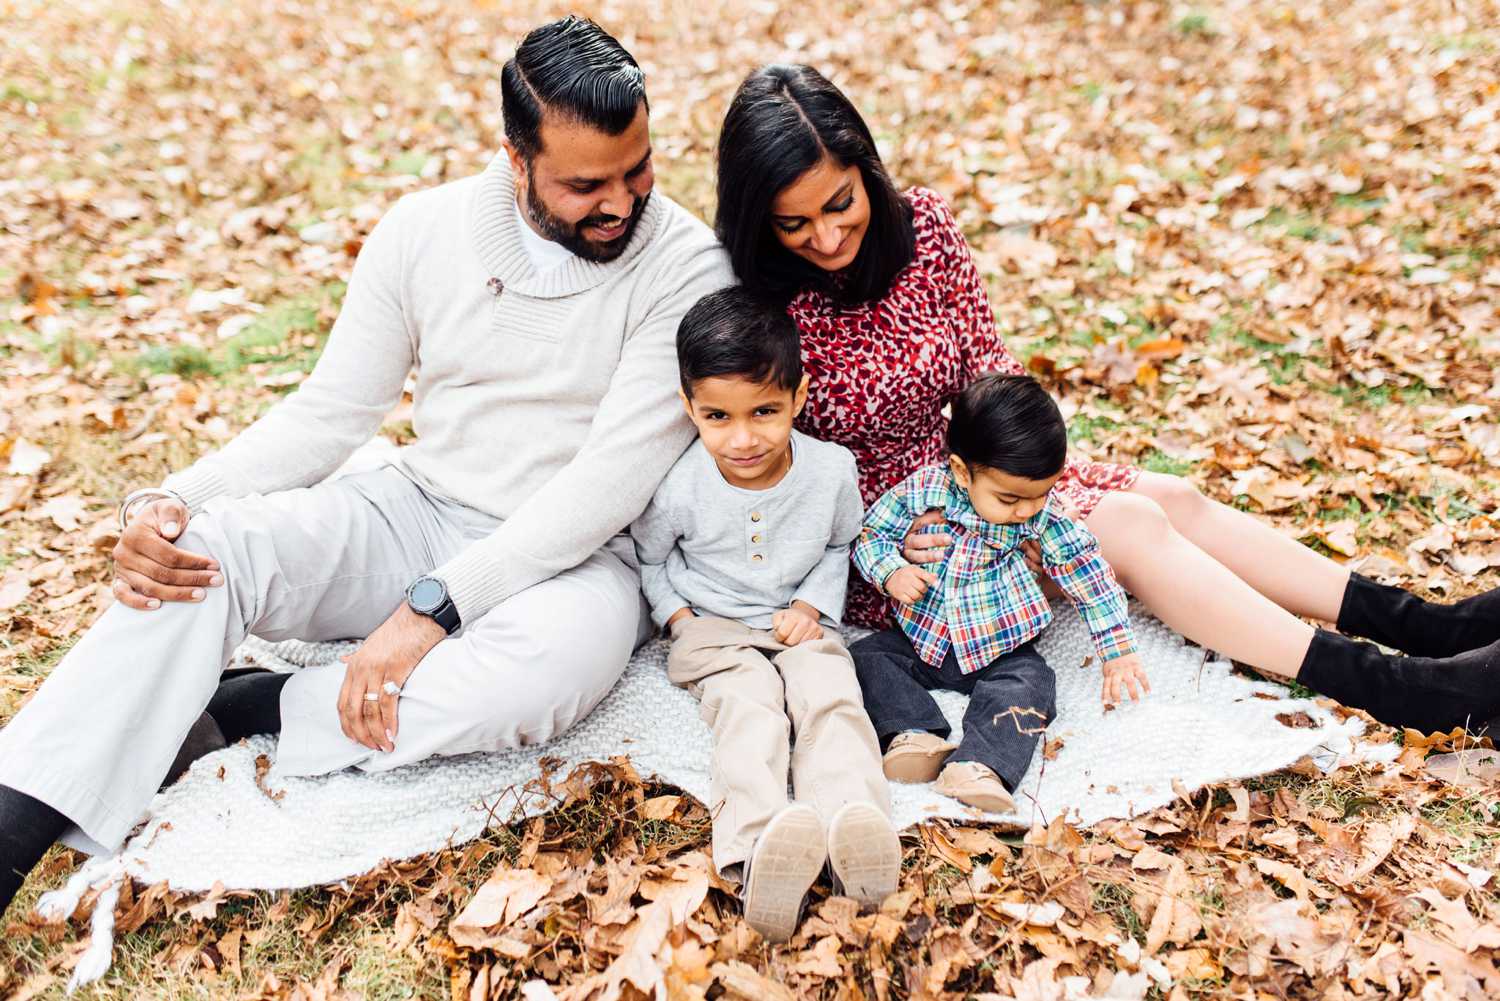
[4,438,50,476]
[28,495,88,532]
[709,961,795,1001]
[1424,749,1500,788]
[1144,859,1202,956]
[791,934,843,977]
[585,859,710,1001]
[450,867,553,948]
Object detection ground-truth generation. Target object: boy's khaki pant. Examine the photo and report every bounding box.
[666,615,891,875]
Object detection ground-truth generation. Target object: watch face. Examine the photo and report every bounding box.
[408,577,446,613]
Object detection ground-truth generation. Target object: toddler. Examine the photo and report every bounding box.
[851,373,1150,813]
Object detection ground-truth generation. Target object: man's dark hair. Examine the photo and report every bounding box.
[677,287,803,398]
[501,16,647,161]
[715,64,915,306]
[948,374,1069,480]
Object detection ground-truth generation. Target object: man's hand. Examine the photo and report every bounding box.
[1101,653,1151,705]
[901,509,952,565]
[772,601,823,645]
[664,607,695,632]
[111,497,223,611]
[336,602,447,753]
[884,564,939,605]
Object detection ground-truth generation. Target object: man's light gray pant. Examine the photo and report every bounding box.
[0,466,648,850]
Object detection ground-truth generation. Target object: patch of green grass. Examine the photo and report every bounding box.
[1321,380,1438,409]
[1432,33,1494,53]
[1137,448,1196,477]
[1068,412,1122,444]
[1175,12,1214,35]
[1075,81,1103,102]
[1091,881,1146,944]
[1258,208,1332,243]
[135,342,216,378]
[926,862,967,893]
[124,283,344,381]
[384,151,430,176]
[1419,795,1500,865]
[1228,330,1304,384]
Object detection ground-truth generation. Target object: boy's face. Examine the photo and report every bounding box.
[681,374,810,489]
[949,456,1061,525]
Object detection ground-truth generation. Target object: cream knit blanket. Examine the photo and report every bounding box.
[40,604,1375,990]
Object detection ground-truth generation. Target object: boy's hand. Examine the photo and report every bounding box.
[884,564,938,605]
[664,607,695,631]
[1101,653,1151,705]
[772,602,823,646]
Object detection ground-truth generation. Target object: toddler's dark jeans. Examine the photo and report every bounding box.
[849,628,1056,792]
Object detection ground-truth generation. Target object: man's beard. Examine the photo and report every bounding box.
[524,180,650,264]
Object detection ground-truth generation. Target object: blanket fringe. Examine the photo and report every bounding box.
[36,853,130,994]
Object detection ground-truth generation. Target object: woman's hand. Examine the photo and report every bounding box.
[336,603,446,753]
[111,497,223,610]
[901,509,953,565]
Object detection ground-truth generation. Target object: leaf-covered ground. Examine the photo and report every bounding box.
[2,0,1498,997]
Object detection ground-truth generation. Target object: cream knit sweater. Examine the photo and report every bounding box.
[163,153,733,624]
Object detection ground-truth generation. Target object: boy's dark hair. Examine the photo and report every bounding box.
[948,373,1069,480]
[677,287,803,398]
[501,16,647,162]
[715,64,916,306]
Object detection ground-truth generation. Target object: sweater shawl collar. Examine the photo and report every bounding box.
[471,151,666,300]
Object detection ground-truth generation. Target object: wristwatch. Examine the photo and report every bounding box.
[406,576,461,635]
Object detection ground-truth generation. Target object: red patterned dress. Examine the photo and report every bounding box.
[790,187,1140,629]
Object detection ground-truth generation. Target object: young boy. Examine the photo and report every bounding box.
[851,373,1151,813]
[631,287,900,943]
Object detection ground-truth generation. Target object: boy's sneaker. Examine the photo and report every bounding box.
[882,730,958,783]
[742,803,826,943]
[934,761,1016,813]
[827,801,901,906]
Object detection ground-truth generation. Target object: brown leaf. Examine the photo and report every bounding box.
[711,961,796,1001]
[450,868,554,948]
[1144,859,1202,955]
[638,794,680,821]
[1424,749,1500,787]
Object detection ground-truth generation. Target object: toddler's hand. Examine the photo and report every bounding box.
[884,565,938,605]
[772,604,823,646]
[1101,653,1151,705]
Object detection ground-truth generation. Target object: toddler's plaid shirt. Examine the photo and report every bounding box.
[853,464,1137,675]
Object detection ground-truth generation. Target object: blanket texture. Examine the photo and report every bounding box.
[40,604,1370,990]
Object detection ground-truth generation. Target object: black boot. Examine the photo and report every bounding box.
[160,712,227,790]
[160,671,289,790]
[1298,629,1500,734]
[1337,573,1500,658]
[0,785,70,916]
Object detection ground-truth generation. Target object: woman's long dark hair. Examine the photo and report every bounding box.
[715,64,915,306]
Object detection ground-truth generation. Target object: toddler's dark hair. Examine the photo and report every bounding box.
[948,373,1068,480]
[677,286,802,398]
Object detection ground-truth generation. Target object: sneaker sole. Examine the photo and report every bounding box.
[827,802,901,906]
[743,804,826,943]
[934,777,1016,814]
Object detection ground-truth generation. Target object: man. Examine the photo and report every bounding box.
[0,16,732,913]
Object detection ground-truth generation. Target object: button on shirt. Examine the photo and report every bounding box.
[631,432,864,629]
[853,464,1137,675]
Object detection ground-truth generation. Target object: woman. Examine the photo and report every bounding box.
[713,64,1500,735]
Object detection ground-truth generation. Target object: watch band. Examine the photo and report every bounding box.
[427,597,461,635]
